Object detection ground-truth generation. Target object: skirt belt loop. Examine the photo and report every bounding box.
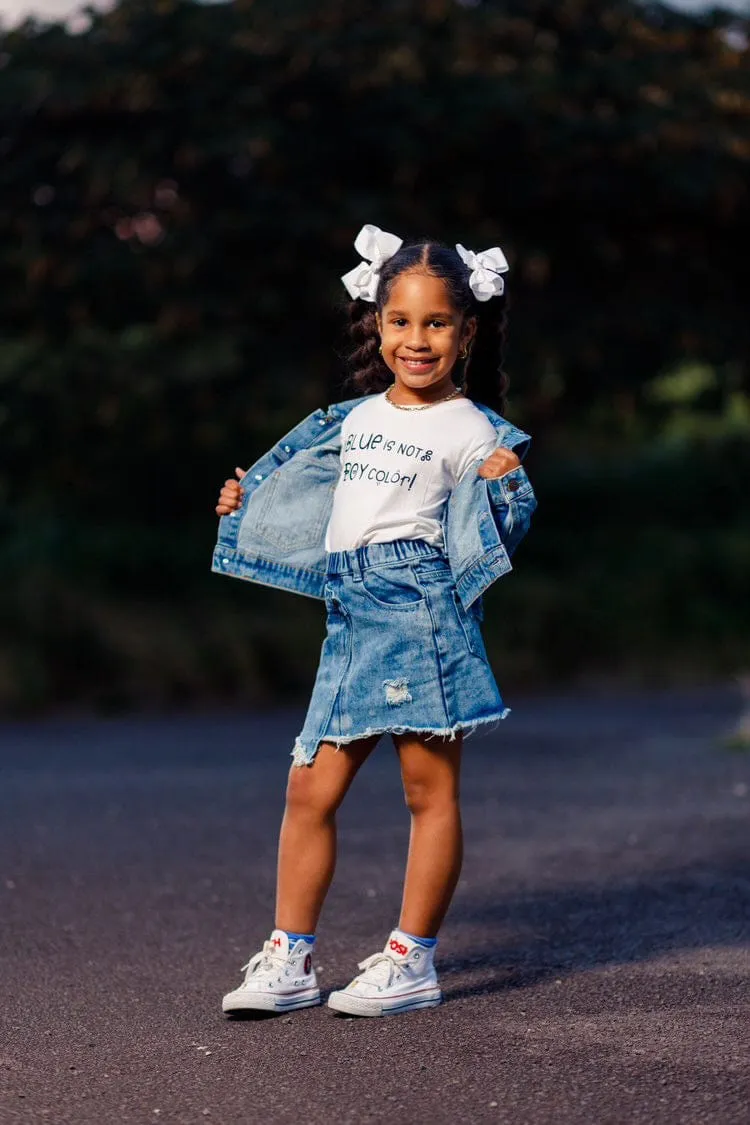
[350,548,364,583]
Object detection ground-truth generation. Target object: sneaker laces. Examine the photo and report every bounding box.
[240,941,287,983]
[355,952,402,989]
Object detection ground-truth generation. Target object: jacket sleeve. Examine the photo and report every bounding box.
[484,420,537,556]
[484,466,537,557]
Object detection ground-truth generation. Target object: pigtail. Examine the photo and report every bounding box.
[344,300,392,396]
[463,293,510,416]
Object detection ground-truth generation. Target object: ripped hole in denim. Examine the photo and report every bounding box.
[384,678,412,706]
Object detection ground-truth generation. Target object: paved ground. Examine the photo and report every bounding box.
[0,687,748,1125]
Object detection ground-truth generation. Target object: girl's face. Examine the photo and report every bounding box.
[376,271,475,399]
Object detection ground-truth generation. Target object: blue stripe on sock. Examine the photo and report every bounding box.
[401,930,437,949]
[283,931,315,945]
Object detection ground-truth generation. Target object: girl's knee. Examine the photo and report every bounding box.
[403,776,459,817]
[285,760,341,820]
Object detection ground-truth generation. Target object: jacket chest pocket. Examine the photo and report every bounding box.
[248,456,335,555]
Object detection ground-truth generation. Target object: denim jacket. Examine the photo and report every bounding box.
[212,395,536,610]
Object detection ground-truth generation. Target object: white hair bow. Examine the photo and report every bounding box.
[341,224,403,302]
[456,243,509,301]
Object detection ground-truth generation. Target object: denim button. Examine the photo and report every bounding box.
[255,473,263,481]
[284,445,291,453]
[318,418,326,426]
[507,480,520,492]
[222,558,229,565]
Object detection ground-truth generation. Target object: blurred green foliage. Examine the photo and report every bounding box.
[0,0,748,710]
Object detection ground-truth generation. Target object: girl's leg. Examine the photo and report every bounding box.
[393,731,463,937]
[275,735,380,933]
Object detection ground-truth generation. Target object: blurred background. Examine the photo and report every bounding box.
[0,0,748,715]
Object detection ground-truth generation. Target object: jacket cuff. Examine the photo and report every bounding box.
[486,465,531,506]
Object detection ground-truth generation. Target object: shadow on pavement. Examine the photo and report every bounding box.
[440,858,749,999]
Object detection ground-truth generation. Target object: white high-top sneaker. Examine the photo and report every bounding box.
[222,929,321,1014]
[327,930,442,1017]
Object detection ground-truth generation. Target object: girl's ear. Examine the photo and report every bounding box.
[462,315,477,348]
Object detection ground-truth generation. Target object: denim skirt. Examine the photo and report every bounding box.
[292,539,509,766]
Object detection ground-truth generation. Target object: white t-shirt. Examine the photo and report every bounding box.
[325,392,499,552]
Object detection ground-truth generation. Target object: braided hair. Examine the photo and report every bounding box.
[344,241,509,415]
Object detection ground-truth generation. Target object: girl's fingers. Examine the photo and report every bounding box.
[221,483,242,496]
[477,450,520,478]
[235,467,246,479]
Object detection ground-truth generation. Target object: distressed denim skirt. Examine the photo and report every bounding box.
[292,539,509,766]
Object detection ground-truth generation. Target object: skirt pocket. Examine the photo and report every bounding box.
[361,563,426,610]
[323,585,353,659]
[451,588,484,657]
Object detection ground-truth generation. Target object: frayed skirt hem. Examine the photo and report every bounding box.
[290,708,511,767]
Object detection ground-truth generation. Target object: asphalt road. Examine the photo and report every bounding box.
[1,687,748,1125]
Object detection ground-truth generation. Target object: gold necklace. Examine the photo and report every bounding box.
[384,384,463,411]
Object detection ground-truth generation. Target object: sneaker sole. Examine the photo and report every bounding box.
[327,987,442,1017]
[222,988,321,1014]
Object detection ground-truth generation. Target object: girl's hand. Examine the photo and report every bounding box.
[215,467,246,516]
[477,447,521,479]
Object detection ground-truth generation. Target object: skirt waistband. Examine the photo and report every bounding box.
[326,538,445,577]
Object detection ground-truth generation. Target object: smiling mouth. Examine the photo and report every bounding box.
[397,356,439,370]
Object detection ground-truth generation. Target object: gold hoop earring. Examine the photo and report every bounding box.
[378,344,383,355]
[460,345,469,360]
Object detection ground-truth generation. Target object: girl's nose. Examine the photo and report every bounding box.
[406,329,429,350]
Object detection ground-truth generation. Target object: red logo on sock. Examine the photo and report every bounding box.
[304,953,312,975]
[389,939,409,957]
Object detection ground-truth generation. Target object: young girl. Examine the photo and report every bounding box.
[214,225,536,1018]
